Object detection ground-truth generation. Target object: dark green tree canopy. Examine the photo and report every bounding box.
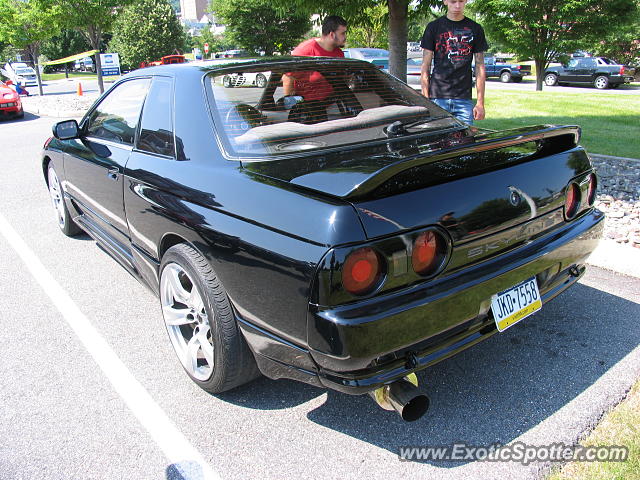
[109,0,187,69]
[211,0,311,55]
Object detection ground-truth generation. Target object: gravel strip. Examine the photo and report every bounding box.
[591,155,640,249]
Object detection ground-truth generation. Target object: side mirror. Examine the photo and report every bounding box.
[53,119,80,140]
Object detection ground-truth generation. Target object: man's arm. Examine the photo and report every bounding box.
[282,73,295,96]
[473,52,486,121]
[420,49,433,98]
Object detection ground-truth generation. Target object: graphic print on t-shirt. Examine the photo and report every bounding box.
[435,27,474,65]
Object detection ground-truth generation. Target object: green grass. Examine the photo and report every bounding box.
[547,380,640,480]
[475,89,640,158]
[41,71,99,81]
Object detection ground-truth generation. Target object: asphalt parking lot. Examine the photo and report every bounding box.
[0,109,639,480]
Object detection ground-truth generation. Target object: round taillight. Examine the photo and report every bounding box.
[587,173,597,206]
[412,230,447,276]
[564,183,581,220]
[342,247,382,295]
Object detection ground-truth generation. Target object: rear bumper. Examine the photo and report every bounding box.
[239,209,604,394]
[610,74,634,84]
[0,105,22,117]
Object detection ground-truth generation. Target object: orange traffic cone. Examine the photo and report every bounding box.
[76,82,83,96]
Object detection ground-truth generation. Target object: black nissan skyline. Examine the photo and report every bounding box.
[42,57,603,421]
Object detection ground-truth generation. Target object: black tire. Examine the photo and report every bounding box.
[159,244,260,393]
[512,77,523,83]
[544,73,558,86]
[610,83,620,89]
[500,71,512,83]
[255,73,267,88]
[222,75,233,88]
[594,75,609,89]
[47,164,81,236]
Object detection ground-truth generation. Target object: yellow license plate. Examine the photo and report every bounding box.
[491,277,542,332]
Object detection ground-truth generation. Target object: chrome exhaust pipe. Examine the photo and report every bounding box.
[369,373,430,422]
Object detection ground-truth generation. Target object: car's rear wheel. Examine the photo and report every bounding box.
[512,77,523,83]
[47,164,81,236]
[160,244,260,393]
[255,73,267,88]
[500,71,512,83]
[544,73,558,86]
[222,75,232,88]
[594,75,609,89]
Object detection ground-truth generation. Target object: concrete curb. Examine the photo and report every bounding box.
[23,106,86,118]
[586,239,640,278]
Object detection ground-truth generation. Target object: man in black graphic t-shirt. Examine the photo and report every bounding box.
[420,0,488,124]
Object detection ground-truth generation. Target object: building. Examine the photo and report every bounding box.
[179,0,208,21]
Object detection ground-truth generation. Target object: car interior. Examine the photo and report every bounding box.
[207,63,451,155]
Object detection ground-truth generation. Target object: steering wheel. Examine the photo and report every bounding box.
[224,104,264,133]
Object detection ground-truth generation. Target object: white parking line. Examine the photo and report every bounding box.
[0,212,221,480]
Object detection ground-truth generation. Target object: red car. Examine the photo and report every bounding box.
[0,81,23,119]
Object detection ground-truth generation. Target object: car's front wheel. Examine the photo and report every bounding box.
[222,75,232,88]
[544,73,558,86]
[500,71,512,83]
[160,244,260,393]
[255,73,267,88]
[594,75,609,89]
[47,164,81,236]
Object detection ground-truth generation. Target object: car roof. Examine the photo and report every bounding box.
[123,56,375,78]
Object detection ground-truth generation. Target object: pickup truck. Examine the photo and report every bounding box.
[544,57,635,89]
[484,56,531,83]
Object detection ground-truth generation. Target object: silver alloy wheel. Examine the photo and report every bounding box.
[544,73,557,86]
[160,262,214,381]
[594,75,609,89]
[48,166,67,230]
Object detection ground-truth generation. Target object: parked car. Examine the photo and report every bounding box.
[544,57,635,89]
[0,81,23,119]
[342,48,389,70]
[484,55,531,83]
[74,57,94,72]
[1,62,37,86]
[222,71,270,88]
[42,57,603,421]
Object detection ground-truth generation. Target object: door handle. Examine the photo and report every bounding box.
[107,167,119,180]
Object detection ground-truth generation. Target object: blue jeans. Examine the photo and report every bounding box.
[432,98,474,125]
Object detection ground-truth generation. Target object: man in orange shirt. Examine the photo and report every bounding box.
[283,15,347,101]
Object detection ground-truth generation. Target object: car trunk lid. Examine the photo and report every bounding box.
[242,124,590,245]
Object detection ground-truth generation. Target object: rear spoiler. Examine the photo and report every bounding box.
[341,124,581,200]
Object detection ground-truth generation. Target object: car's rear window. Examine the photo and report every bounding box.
[206,60,455,157]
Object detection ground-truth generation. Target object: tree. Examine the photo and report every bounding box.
[347,4,388,49]
[211,0,311,55]
[56,0,134,94]
[588,7,640,67]
[269,0,441,81]
[190,26,234,59]
[471,0,638,90]
[41,29,91,75]
[109,0,186,69]
[0,0,64,95]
